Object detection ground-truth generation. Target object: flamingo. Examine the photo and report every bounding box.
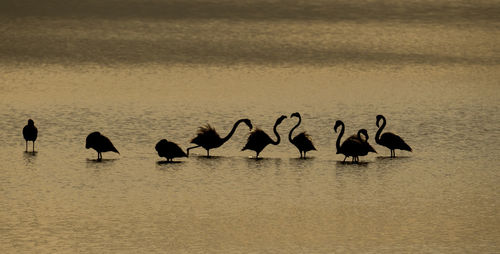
[187,118,252,157]
[23,119,38,152]
[354,129,377,157]
[289,112,316,158]
[334,120,366,163]
[155,139,187,162]
[375,115,412,158]
[85,132,119,161]
[242,115,287,159]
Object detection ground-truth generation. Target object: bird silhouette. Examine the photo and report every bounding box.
[242,115,287,159]
[289,112,316,158]
[334,120,367,163]
[85,132,119,161]
[155,139,187,162]
[354,129,377,157]
[23,119,38,152]
[187,118,252,157]
[375,115,412,158]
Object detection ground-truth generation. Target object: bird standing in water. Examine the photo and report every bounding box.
[289,112,316,158]
[242,115,287,159]
[155,139,187,162]
[23,119,38,152]
[187,118,252,157]
[334,120,367,163]
[85,132,119,161]
[375,115,412,158]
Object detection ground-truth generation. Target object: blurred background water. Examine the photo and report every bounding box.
[0,0,499,252]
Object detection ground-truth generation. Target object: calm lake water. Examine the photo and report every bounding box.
[1,0,499,252]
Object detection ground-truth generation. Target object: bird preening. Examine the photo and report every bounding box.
[23,119,38,153]
[85,131,119,161]
[155,139,187,162]
[22,114,411,163]
[334,120,377,163]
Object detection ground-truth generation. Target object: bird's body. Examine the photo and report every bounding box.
[23,119,38,152]
[375,115,412,158]
[187,119,252,157]
[242,115,286,158]
[353,129,377,157]
[155,139,187,162]
[334,120,369,163]
[85,132,119,160]
[289,112,316,158]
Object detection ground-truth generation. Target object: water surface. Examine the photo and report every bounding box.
[1,0,499,252]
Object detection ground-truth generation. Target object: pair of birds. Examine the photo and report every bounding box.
[157,112,311,161]
[22,119,120,160]
[334,115,412,162]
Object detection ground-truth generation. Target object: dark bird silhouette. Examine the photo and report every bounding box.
[242,115,287,158]
[334,120,367,163]
[187,118,252,157]
[375,115,412,158]
[23,119,38,152]
[354,129,377,157]
[155,139,187,162]
[85,131,119,161]
[289,112,316,158]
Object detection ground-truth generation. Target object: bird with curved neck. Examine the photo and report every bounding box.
[375,115,412,158]
[334,120,366,163]
[353,129,377,158]
[187,118,252,157]
[23,119,38,152]
[155,139,187,162]
[242,115,287,159]
[289,112,316,158]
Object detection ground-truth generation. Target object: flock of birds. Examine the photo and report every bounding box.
[22,113,412,163]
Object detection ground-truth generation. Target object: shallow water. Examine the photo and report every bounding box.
[1,0,500,252]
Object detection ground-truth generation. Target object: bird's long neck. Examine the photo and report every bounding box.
[272,119,282,145]
[289,116,301,143]
[375,117,386,144]
[221,119,245,143]
[336,122,344,151]
[357,130,363,140]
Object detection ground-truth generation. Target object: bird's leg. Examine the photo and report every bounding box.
[25,141,28,152]
[206,149,210,158]
[303,151,306,159]
[33,141,35,152]
[343,156,347,162]
[300,151,303,158]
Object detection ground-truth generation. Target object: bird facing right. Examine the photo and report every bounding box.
[85,131,119,161]
[155,139,187,162]
[23,119,38,152]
